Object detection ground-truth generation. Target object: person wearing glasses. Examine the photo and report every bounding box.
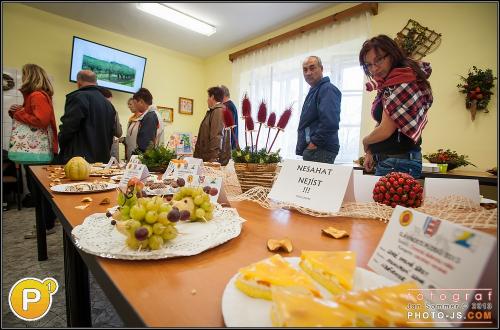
[359,35,433,178]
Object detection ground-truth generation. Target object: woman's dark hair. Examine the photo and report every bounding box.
[359,35,431,89]
[133,88,153,105]
[98,87,112,99]
[207,86,224,102]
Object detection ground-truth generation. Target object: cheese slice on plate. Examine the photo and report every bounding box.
[234,254,321,300]
[270,286,356,327]
[299,250,356,294]
[333,281,430,327]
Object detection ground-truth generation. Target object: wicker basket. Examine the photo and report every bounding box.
[234,163,279,192]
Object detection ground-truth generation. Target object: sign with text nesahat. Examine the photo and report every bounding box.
[268,159,353,213]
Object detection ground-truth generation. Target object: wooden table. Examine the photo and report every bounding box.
[27,166,497,327]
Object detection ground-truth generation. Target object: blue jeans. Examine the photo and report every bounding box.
[374,151,422,178]
[302,147,337,164]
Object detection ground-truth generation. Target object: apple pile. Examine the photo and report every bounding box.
[372,172,423,208]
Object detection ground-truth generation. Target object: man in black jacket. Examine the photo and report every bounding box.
[58,70,116,164]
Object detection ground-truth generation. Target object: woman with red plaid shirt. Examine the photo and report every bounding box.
[359,35,433,178]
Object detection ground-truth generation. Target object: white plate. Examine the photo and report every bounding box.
[221,257,395,327]
[72,207,245,260]
[50,182,118,194]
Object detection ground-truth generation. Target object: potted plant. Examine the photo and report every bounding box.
[138,143,177,173]
[457,66,497,121]
[423,149,476,171]
[231,94,290,192]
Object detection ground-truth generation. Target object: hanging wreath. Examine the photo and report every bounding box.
[394,19,442,60]
[457,66,497,121]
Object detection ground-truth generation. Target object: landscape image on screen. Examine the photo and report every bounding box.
[82,55,136,87]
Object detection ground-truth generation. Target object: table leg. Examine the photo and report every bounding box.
[31,177,48,261]
[63,230,92,327]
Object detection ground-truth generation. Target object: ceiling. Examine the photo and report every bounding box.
[26,2,336,58]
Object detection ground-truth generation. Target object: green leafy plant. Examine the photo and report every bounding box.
[138,143,177,171]
[232,147,281,164]
[457,66,497,111]
[423,149,476,170]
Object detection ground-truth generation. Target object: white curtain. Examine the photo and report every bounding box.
[232,12,371,163]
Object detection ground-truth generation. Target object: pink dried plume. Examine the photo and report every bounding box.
[266,112,276,128]
[257,100,267,123]
[245,115,255,131]
[241,93,251,118]
[222,107,235,128]
[268,105,293,153]
[223,106,239,149]
[276,106,292,130]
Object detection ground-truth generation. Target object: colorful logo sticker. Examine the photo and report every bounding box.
[454,231,475,248]
[423,216,441,237]
[9,277,58,321]
[399,210,413,226]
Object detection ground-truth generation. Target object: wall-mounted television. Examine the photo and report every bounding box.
[69,36,147,94]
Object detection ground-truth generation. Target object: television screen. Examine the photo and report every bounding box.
[69,36,147,94]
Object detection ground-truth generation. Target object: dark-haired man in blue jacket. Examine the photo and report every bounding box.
[296,56,341,164]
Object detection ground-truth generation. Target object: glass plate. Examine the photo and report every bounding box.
[72,207,245,260]
[221,257,395,327]
[50,182,118,194]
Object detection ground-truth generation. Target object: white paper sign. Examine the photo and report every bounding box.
[177,173,222,203]
[129,155,141,164]
[343,173,381,203]
[162,161,201,179]
[268,159,353,213]
[183,157,204,166]
[104,156,118,169]
[424,178,480,205]
[368,206,496,321]
[118,163,149,190]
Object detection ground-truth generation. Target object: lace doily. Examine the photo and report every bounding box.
[72,207,246,260]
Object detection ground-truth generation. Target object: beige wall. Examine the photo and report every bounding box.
[4,3,497,170]
[205,3,498,170]
[3,3,207,147]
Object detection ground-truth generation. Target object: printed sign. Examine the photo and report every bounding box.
[128,155,141,164]
[104,156,118,169]
[268,159,353,213]
[183,157,204,166]
[162,161,201,179]
[119,163,149,190]
[368,206,496,323]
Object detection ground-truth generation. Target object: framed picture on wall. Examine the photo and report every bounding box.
[179,97,194,115]
[158,106,173,123]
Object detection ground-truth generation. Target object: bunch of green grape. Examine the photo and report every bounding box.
[110,194,178,250]
[171,186,215,222]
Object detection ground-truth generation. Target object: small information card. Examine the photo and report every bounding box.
[118,163,150,190]
[368,206,497,324]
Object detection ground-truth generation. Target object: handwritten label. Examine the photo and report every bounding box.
[268,159,353,213]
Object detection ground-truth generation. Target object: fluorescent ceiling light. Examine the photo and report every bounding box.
[136,3,216,37]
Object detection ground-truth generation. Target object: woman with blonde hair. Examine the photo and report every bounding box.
[8,63,58,238]
[9,63,58,156]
